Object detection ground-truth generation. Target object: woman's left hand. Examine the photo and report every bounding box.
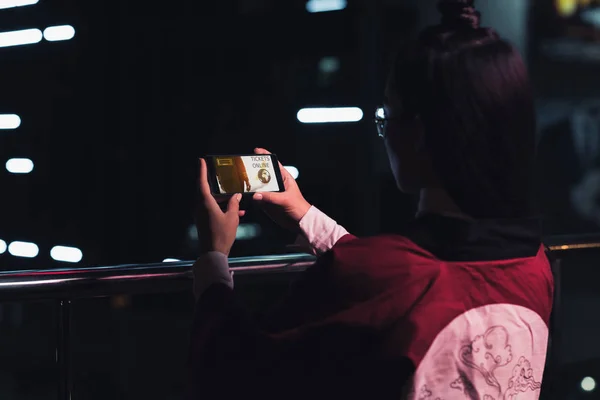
[196,158,246,256]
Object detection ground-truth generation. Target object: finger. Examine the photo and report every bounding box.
[239,210,246,218]
[253,191,285,205]
[255,148,293,181]
[279,163,293,181]
[254,148,271,155]
[226,193,242,216]
[198,158,221,213]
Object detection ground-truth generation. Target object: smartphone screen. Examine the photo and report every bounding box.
[206,154,285,195]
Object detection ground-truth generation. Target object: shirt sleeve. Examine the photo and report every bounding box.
[192,207,352,300]
[294,206,352,256]
[192,252,233,300]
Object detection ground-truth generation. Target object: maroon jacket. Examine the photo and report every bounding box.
[189,215,553,399]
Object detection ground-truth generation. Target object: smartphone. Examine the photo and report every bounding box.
[205,154,285,196]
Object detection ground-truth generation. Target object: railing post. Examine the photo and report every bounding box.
[57,299,72,400]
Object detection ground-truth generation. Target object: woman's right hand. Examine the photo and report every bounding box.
[252,148,312,233]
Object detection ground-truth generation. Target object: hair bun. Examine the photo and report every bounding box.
[438,0,481,30]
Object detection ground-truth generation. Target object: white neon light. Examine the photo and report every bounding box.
[0,0,38,10]
[43,25,75,42]
[163,258,181,262]
[50,246,83,263]
[6,158,34,174]
[306,0,347,13]
[284,166,299,180]
[8,241,39,258]
[0,114,21,129]
[582,377,596,392]
[0,28,42,48]
[297,107,363,123]
[0,239,6,254]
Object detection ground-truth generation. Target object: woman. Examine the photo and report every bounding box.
[190,1,553,399]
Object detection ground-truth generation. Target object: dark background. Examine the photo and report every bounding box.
[1,0,600,398]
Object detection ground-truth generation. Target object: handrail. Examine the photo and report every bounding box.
[0,235,599,302]
[0,253,317,302]
[545,234,600,252]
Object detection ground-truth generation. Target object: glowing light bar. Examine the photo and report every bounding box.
[0,0,38,10]
[0,239,6,254]
[6,158,34,174]
[163,258,181,262]
[50,246,83,263]
[284,166,299,180]
[8,241,39,258]
[0,114,21,129]
[0,28,42,48]
[297,107,363,124]
[43,25,75,42]
[306,0,347,13]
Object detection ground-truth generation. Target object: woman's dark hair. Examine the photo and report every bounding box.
[391,0,536,219]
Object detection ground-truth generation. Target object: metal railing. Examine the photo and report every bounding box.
[0,237,597,400]
[0,253,317,302]
[0,253,316,400]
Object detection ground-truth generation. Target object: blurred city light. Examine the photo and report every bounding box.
[6,158,34,174]
[43,25,75,42]
[0,28,42,48]
[0,239,6,254]
[0,0,38,10]
[163,258,181,262]
[284,166,299,180]
[0,114,21,129]
[188,225,198,241]
[306,0,346,13]
[8,241,39,258]
[318,56,340,73]
[297,107,363,123]
[50,246,83,263]
[582,376,596,392]
[581,8,600,28]
[236,224,262,240]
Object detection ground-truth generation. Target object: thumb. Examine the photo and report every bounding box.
[253,191,285,205]
[226,193,242,216]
